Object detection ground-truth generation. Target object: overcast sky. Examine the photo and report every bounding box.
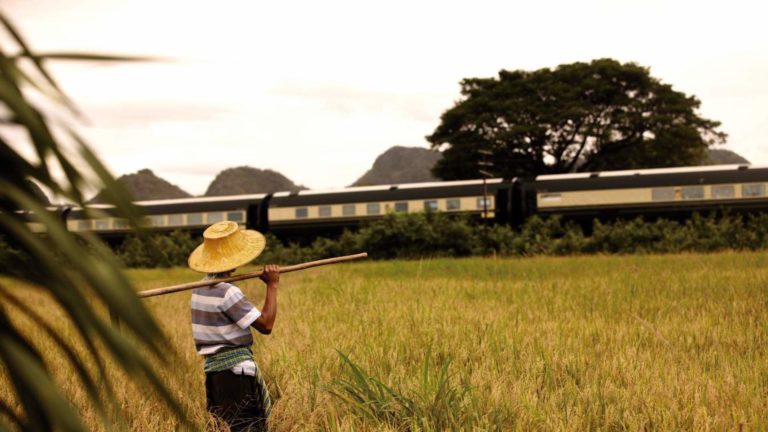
[6,0,767,195]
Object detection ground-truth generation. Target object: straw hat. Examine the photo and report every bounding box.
[188,221,266,273]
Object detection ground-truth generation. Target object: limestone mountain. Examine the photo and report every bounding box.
[702,148,750,165]
[204,166,305,196]
[352,146,441,186]
[89,169,191,203]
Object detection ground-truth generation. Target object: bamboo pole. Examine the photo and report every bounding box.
[137,252,368,298]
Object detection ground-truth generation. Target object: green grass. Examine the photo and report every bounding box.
[2,253,767,430]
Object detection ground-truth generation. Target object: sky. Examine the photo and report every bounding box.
[5,0,768,196]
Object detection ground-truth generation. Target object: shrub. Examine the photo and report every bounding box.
[110,211,768,267]
[116,230,198,268]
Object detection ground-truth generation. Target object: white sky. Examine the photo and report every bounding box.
[6,0,768,195]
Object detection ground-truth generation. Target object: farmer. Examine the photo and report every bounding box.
[188,221,279,431]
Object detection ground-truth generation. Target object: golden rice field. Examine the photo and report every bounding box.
[2,253,768,431]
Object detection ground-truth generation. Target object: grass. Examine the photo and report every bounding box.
[1,252,767,430]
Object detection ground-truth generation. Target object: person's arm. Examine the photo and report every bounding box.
[251,264,279,335]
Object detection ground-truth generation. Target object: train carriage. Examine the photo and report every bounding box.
[268,179,516,239]
[531,164,768,223]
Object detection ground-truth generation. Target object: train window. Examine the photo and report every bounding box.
[318,206,332,217]
[78,220,93,231]
[207,213,224,223]
[394,202,409,213]
[295,208,308,218]
[366,203,380,215]
[113,218,129,229]
[651,188,675,201]
[742,183,765,197]
[168,214,183,226]
[227,211,244,222]
[540,193,561,202]
[711,185,735,199]
[187,213,204,225]
[681,186,704,200]
[94,219,110,230]
[149,215,165,226]
[477,196,492,209]
[342,204,356,216]
[424,200,438,211]
[446,199,461,210]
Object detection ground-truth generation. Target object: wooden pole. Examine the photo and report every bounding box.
[137,252,368,298]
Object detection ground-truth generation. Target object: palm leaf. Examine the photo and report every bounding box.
[0,10,188,430]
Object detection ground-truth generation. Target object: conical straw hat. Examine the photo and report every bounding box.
[188,221,266,273]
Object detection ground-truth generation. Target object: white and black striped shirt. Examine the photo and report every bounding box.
[190,282,261,356]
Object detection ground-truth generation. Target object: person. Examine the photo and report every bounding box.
[188,221,279,431]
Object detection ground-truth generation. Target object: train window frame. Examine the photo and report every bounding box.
[206,212,224,224]
[540,193,562,202]
[366,203,380,215]
[295,207,309,219]
[711,185,735,199]
[149,215,165,227]
[742,183,765,198]
[424,200,438,211]
[113,218,129,229]
[476,196,492,209]
[681,186,704,200]
[168,214,184,226]
[227,211,244,222]
[394,202,408,213]
[187,213,204,225]
[318,206,332,218]
[446,199,461,211]
[342,204,356,216]
[651,188,675,201]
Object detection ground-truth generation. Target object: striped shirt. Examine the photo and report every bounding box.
[191,282,261,356]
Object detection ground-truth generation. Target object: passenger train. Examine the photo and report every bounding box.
[61,164,768,241]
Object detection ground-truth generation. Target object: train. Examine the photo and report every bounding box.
[61,163,768,241]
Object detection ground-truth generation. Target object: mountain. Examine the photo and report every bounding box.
[702,148,750,165]
[204,166,305,196]
[352,146,441,186]
[89,169,191,203]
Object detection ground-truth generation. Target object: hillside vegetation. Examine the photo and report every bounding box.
[352,146,441,186]
[89,169,190,203]
[205,166,305,196]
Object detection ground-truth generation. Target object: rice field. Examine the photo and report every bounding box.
[2,252,768,431]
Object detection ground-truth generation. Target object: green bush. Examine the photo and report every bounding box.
[116,230,198,268]
[109,211,768,267]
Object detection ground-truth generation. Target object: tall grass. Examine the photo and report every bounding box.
[1,252,767,430]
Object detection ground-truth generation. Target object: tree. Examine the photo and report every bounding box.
[427,59,726,180]
[0,12,185,430]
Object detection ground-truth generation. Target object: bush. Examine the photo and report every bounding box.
[110,211,768,267]
[116,230,198,268]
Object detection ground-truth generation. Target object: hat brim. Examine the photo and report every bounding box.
[188,230,266,273]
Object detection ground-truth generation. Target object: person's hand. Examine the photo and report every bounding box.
[259,264,280,286]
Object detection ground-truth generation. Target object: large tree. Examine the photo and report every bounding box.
[427,59,726,179]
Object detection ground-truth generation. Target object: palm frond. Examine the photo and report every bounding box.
[0,9,187,429]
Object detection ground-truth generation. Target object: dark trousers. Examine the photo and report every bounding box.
[205,370,270,432]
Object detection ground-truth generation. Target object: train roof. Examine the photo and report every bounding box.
[536,164,762,181]
[271,178,505,199]
[534,164,768,192]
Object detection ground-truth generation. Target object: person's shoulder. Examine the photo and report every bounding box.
[220,282,245,296]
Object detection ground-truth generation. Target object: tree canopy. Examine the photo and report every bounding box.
[427,59,726,180]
